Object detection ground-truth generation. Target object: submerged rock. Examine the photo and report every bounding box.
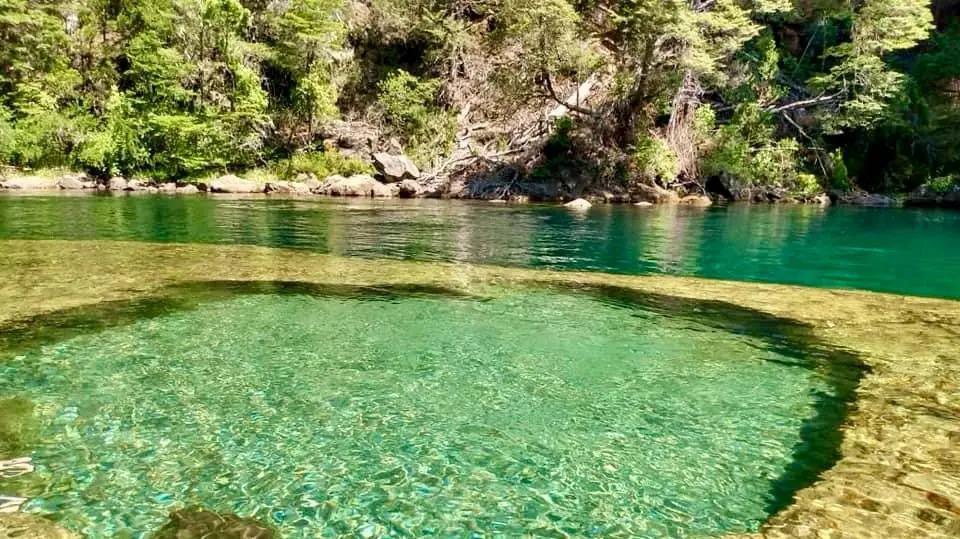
[151,509,276,539]
[373,153,420,182]
[0,513,78,538]
[0,457,33,479]
[0,177,60,190]
[210,175,262,194]
[564,198,592,210]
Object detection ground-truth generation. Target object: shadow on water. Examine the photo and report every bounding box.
[0,279,867,524]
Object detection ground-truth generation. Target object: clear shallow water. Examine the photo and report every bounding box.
[0,282,858,537]
[1,194,959,299]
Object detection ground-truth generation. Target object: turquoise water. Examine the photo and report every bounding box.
[1,195,959,298]
[0,282,858,537]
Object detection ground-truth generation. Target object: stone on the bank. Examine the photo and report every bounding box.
[635,201,654,207]
[125,179,145,191]
[210,175,262,194]
[0,177,60,190]
[906,183,960,208]
[839,191,898,207]
[679,194,713,207]
[108,176,128,190]
[57,174,87,190]
[634,183,680,204]
[564,198,592,210]
[176,184,199,195]
[813,194,831,206]
[373,153,420,182]
[397,179,421,198]
[158,182,177,193]
[319,174,392,197]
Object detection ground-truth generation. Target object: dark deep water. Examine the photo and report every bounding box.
[1,193,958,298]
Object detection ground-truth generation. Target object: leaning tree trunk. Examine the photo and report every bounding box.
[665,70,703,185]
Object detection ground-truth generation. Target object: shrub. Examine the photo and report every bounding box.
[277,150,374,179]
[377,69,456,166]
[927,175,959,194]
[632,134,679,184]
[829,149,851,191]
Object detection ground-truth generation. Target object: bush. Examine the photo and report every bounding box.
[927,175,959,194]
[276,150,374,179]
[377,69,456,166]
[829,149,851,191]
[632,134,679,184]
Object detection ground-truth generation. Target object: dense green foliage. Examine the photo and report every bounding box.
[0,0,957,193]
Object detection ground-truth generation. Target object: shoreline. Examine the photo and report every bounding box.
[3,171,957,209]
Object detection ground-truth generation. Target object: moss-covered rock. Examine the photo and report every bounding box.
[0,397,37,460]
[150,509,276,539]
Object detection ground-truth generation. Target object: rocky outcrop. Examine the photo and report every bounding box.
[265,181,311,195]
[210,175,262,194]
[316,174,392,197]
[905,183,960,208]
[0,177,60,190]
[152,509,275,539]
[0,513,78,538]
[837,190,899,207]
[564,198,592,210]
[373,153,420,182]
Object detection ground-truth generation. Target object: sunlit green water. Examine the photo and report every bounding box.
[0,282,857,537]
[0,194,959,298]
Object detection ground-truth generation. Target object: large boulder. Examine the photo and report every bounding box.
[318,174,392,197]
[57,173,87,190]
[209,175,262,194]
[158,182,177,193]
[108,176,128,191]
[564,198,592,210]
[633,183,680,204]
[372,153,420,182]
[0,176,60,190]
[175,184,199,195]
[397,179,421,198]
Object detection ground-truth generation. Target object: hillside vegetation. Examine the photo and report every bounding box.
[1,0,959,199]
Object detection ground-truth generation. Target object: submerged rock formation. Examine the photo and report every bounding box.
[151,509,276,539]
[0,514,78,538]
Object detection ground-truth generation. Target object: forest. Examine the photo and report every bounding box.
[1,0,958,199]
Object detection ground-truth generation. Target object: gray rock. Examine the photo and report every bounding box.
[906,183,960,208]
[175,184,199,195]
[125,179,145,191]
[158,182,177,193]
[210,175,262,194]
[373,153,420,182]
[634,201,654,207]
[564,198,592,210]
[813,194,831,206]
[57,174,86,190]
[0,177,60,190]
[108,176,128,190]
[318,174,392,197]
[290,181,312,194]
[397,179,421,198]
[264,181,294,194]
[839,191,898,207]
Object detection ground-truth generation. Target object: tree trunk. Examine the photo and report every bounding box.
[665,70,702,183]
